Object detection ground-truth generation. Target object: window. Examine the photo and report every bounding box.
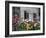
[24,11,29,19]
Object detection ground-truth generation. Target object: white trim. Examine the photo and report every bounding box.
[9,3,43,35]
